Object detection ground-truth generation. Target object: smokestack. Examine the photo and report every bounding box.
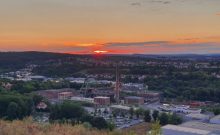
[115,64,120,104]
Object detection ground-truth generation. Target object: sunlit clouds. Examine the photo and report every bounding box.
[0,0,220,54]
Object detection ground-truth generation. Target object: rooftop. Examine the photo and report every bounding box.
[94,96,110,99]
[210,115,220,121]
[58,92,73,94]
[186,113,210,119]
[125,96,143,100]
[181,121,220,132]
[110,105,131,110]
[162,124,210,135]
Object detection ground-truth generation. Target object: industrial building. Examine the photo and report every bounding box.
[94,96,110,106]
[138,91,161,102]
[162,124,211,135]
[162,121,220,135]
[124,96,144,105]
[181,121,220,132]
[36,88,77,100]
[58,92,73,100]
[185,113,210,122]
[110,105,132,113]
[210,115,220,124]
[159,104,201,114]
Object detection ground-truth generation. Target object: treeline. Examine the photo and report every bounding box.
[144,72,220,102]
[132,109,182,125]
[50,101,114,130]
[3,80,82,93]
[0,91,33,120]
[0,90,113,130]
[0,52,74,73]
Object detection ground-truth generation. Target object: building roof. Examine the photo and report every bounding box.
[110,105,131,110]
[125,96,143,100]
[186,113,210,120]
[181,121,220,132]
[94,96,110,99]
[208,131,220,135]
[162,124,210,135]
[58,92,73,95]
[210,115,220,121]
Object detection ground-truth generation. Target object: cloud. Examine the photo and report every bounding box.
[99,40,220,54]
[104,41,170,47]
[148,0,171,4]
[130,2,141,6]
[130,0,171,7]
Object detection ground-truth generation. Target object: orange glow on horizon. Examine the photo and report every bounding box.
[94,50,108,54]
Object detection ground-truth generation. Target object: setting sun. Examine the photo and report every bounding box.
[94,50,108,54]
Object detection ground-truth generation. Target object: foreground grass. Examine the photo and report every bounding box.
[0,118,131,135]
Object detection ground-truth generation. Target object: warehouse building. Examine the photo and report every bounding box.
[94,96,110,106]
[181,121,220,132]
[162,121,220,135]
[162,125,210,135]
[124,96,144,105]
[138,91,161,102]
[110,105,135,113]
[185,113,210,122]
[210,115,220,124]
[58,92,73,100]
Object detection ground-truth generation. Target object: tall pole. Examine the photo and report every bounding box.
[115,64,120,104]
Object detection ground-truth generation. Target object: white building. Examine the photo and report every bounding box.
[65,77,85,84]
[186,113,210,122]
[162,125,210,135]
[110,105,133,113]
[181,121,220,132]
[160,104,201,114]
[162,120,220,135]
[210,115,220,124]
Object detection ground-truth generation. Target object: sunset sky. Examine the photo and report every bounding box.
[0,0,220,54]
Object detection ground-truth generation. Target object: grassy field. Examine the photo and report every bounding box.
[0,118,140,135]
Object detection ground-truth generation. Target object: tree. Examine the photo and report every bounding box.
[152,110,159,121]
[83,122,92,129]
[135,109,141,118]
[213,108,220,115]
[104,108,108,114]
[135,108,144,118]
[107,122,115,131]
[112,111,117,118]
[91,117,108,130]
[50,101,86,121]
[148,120,162,135]
[144,110,151,122]
[32,94,44,106]
[168,113,182,125]
[159,113,169,125]
[129,107,134,118]
[6,102,20,120]
[50,104,61,120]
[0,92,33,120]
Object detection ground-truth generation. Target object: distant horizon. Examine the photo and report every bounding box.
[1,50,220,56]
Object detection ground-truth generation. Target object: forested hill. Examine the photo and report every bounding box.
[0,52,74,72]
[1,52,220,102]
[1,51,220,76]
